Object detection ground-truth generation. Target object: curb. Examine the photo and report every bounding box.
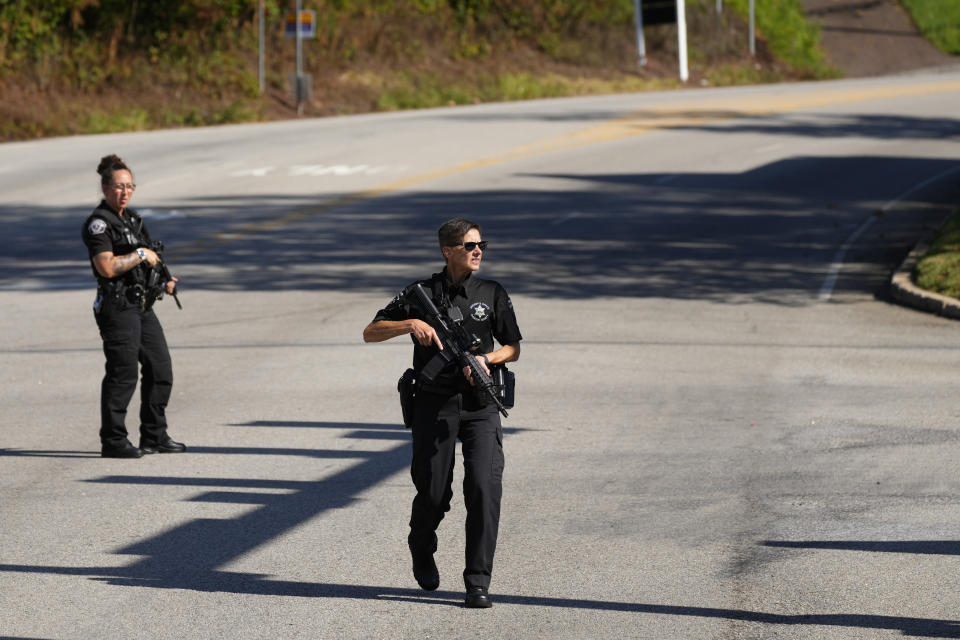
[889,236,960,320]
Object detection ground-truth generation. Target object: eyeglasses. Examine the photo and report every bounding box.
[110,183,136,193]
[449,241,488,251]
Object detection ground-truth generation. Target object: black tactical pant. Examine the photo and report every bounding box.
[94,291,173,448]
[408,388,504,590]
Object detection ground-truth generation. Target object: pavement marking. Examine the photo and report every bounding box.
[289,164,374,176]
[818,216,878,302]
[230,164,399,178]
[507,80,960,152]
[882,164,960,210]
[230,167,275,177]
[817,163,960,302]
[161,78,960,260]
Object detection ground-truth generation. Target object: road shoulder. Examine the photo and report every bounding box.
[890,235,960,319]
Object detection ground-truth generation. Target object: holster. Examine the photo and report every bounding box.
[491,364,515,409]
[397,368,417,428]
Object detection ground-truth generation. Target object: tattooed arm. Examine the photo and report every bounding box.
[91,248,158,279]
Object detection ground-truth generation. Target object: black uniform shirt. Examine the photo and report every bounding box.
[373,268,523,387]
[81,201,152,284]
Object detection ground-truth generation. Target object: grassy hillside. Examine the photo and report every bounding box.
[902,0,960,54]
[0,0,837,141]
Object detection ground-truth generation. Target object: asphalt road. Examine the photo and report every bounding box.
[2,69,960,639]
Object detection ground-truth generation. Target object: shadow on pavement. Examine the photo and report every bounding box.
[2,152,958,302]
[0,421,528,595]
[669,112,960,141]
[436,111,960,144]
[0,563,957,635]
[0,449,101,458]
[764,540,960,555]
[0,420,957,636]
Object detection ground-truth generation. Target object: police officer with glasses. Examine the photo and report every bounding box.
[82,154,186,459]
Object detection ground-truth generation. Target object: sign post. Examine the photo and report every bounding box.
[633,1,687,82]
[677,0,688,82]
[285,4,316,115]
[633,0,647,66]
[296,0,303,114]
[258,0,265,94]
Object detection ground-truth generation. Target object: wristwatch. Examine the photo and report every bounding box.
[136,248,147,262]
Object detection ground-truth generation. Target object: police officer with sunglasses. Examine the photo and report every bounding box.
[363,218,522,608]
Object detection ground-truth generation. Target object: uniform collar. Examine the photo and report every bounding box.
[98,199,135,221]
[440,267,472,297]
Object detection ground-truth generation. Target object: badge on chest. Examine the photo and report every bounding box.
[469,302,491,322]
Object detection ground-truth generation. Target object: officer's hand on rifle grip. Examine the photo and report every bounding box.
[140,247,160,267]
[463,354,490,386]
[164,277,178,295]
[409,319,443,350]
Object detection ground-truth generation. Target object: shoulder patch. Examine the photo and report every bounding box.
[88,218,107,235]
[388,287,408,307]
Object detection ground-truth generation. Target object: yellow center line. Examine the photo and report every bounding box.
[170,79,960,259]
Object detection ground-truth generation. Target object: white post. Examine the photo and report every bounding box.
[258,0,264,94]
[717,0,722,14]
[633,0,647,66]
[677,0,688,82]
[749,0,756,56]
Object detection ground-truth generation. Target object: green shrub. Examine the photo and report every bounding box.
[84,107,150,134]
[724,0,839,77]
[914,209,960,298]
[902,0,960,55]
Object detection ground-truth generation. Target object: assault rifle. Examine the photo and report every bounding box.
[143,241,182,310]
[409,283,508,418]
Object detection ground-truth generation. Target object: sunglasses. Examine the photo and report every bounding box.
[449,241,488,251]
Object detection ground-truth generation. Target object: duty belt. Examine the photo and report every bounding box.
[98,280,156,310]
[415,376,469,396]
[98,280,128,297]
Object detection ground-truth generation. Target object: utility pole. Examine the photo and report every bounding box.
[749,0,756,56]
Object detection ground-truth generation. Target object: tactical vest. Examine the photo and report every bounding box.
[85,206,151,288]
